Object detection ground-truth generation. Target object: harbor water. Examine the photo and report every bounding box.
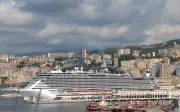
[0,98,169,112]
[0,98,87,112]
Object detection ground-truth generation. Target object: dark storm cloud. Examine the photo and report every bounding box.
[0,0,180,53]
[20,0,82,15]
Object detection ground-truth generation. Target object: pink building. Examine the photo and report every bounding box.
[80,49,86,59]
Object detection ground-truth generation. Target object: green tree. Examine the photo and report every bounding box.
[88,49,101,54]
[52,62,56,68]
[16,64,24,68]
[17,61,26,68]
[169,57,178,64]
[104,48,117,55]
[31,62,41,67]
[20,61,26,65]
[91,59,97,65]
[55,57,63,61]
[55,57,68,61]
[119,54,136,61]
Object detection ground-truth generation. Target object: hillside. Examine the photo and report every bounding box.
[125,39,180,54]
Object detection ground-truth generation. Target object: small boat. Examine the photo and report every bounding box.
[86,102,99,111]
[156,100,164,107]
[86,96,113,111]
[143,100,153,108]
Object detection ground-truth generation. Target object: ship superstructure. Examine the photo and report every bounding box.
[33,68,155,90]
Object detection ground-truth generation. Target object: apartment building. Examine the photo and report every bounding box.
[132,50,140,57]
[117,48,131,55]
[121,60,135,71]
[0,54,9,62]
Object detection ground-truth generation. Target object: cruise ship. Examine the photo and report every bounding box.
[20,67,156,103]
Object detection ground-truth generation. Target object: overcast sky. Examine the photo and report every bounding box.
[0,0,180,53]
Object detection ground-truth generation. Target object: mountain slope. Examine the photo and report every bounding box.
[125,38,180,54]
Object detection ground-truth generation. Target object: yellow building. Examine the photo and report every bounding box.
[135,60,147,70]
[162,57,170,65]
[175,50,180,58]
[146,61,152,68]
[121,60,135,71]
[155,78,172,86]
[130,68,141,77]
[88,54,102,63]
[149,58,163,64]
[135,58,164,70]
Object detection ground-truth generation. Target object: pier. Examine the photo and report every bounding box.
[109,90,180,101]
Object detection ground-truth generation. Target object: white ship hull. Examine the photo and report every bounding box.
[20,87,180,104]
[20,89,104,103]
[20,88,56,103]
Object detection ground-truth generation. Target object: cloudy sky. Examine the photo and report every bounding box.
[0,0,180,54]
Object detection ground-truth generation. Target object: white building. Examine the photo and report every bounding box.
[152,52,156,57]
[0,54,9,62]
[117,48,131,55]
[158,49,168,57]
[103,54,112,60]
[0,68,14,77]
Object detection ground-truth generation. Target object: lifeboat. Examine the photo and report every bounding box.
[86,96,112,111]
[143,100,153,108]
